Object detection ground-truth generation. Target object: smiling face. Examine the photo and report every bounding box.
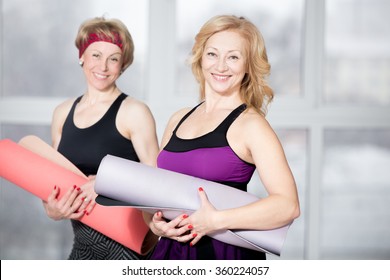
[80,41,123,92]
[201,30,247,97]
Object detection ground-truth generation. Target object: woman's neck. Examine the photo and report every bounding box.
[82,86,120,106]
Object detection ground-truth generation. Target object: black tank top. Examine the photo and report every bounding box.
[58,93,139,176]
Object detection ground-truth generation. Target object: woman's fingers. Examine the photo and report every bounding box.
[151,211,192,240]
[58,185,87,216]
[189,232,203,246]
[58,185,80,207]
[152,211,164,223]
[47,185,60,203]
[75,178,98,215]
[82,200,96,216]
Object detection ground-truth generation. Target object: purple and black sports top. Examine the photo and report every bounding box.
[151,103,266,260]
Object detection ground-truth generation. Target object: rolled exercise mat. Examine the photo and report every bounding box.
[95,154,292,256]
[0,136,153,255]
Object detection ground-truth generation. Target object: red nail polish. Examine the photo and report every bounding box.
[192,233,197,238]
[182,214,188,219]
[84,210,89,215]
[82,197,85,201]
[54,185,57,190]
[199,187,204,192]
[73,185,77,189]
[190,242,193,247]
[188,224,193,229]
[77,187,81,191]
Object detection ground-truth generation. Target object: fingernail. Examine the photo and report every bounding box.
[77,187,81,191]
[54,185,57,190]
[190,242,193,247]
[192,233,197,238]
[188,224,193,229]
[182,214,188,219]
[73,185,77,189]
[84,210,89,215]
[82,197,85,201]
[199,187,204,192]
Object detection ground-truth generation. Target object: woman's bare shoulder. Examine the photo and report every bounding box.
[168,107,192,125]
[120,96,155,117]
[239,107,271,130]
[52,97,77,118]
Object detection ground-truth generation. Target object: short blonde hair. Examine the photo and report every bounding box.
[190,15,273,116]
[75,16,134,72]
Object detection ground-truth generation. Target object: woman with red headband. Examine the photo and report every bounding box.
[42,16,159,259]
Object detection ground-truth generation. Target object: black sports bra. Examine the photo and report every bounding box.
[58,93,139,175]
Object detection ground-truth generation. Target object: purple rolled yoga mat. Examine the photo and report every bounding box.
[94,154,291,256]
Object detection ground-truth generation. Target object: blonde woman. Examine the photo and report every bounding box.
[145,15,300,260]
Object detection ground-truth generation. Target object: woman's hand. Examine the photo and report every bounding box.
[42,185,85,221]
[183,187,220,246]
[77,175,98,216]
[149,211,195,243]
[148,188,220,246]
[42,176,98,220]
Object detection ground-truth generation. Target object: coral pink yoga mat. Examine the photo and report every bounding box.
[95,154,292,256]
[0,136,152,255]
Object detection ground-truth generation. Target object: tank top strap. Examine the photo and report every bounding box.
[102,93,128,121]
[172,102,204,134]
[65,93,127,129]
[64,95,83,126]
[215,103,247,135]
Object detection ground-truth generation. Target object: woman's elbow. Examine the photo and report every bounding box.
[290,200,301,221]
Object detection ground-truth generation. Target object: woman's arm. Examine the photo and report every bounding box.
[117,98,159,167]
[187,111,300,245]
[43,99,86,220]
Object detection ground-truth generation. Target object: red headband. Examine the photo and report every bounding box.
[79,32,123,58]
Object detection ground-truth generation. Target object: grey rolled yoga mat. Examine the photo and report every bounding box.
[94,154,292,256]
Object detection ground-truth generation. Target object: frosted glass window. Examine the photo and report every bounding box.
[324,0,390,105]
[2,0,148,98]
[176,0,304,98]
[321,129,390,259]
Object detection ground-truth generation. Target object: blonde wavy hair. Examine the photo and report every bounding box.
[190,15,274,116]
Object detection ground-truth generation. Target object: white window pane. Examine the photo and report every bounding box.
[2,0,148,98]
[176,0,304,99]
[324,0,390,105]
[322,129,390,259]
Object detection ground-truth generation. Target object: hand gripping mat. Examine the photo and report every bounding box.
[94,154,292,256]
[0,136,153,255]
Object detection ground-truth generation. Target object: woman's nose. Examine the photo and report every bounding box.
[99,59,108,71]
[216,58,228,72]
